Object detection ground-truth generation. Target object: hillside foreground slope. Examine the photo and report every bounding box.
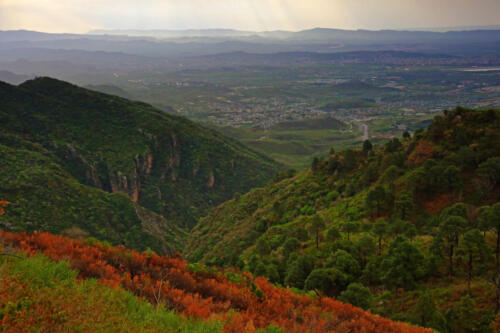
[0,229,431,332]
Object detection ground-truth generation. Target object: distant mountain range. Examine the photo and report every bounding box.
[89,26,500,38]
[0,28,499,71]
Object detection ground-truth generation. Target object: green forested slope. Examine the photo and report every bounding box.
[0,78,279,252]
[185,107,500,331]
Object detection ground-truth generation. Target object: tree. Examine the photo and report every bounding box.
[290,225,309,242]
[341,221,359,241]
[284,255,314,289]
[439,215,468,278]
[282,237,300,254]
[442,165,462,192]
[372,219,388,254]
[445,295,480,333]
[409,292,447,332]
[339,282,373,310]
[385,138,403,153]
[361,256,383,286]
[403,131,411,140]
[458,229,489,294]
[380,165,399,184]
[342,149,357,171]
[365,185,387,217]
[266,265,281,284]
[477,156,500,189]
[441,202,468,220]
[309,214,326,249]
[362,140,373,154]
[248,254,259,273]
[254,262,267,277]
[381,237,424,289]
[479,203,500,268]
[356,235,376,267]
[393,192,414,220]
[311,157,322,173]
[255,237,271,256]
[390,220,417,240]
[325,250,360,284]
[304,268,347,296]
[427,236,445,278]
[326,226,341,242]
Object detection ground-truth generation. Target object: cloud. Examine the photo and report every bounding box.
[0,0,499,33]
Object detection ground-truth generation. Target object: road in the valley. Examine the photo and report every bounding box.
[359,122,369,141]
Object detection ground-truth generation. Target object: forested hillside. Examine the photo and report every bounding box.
[185,107,500,331]
[0,78,279,252]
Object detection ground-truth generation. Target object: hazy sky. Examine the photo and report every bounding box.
[1,0,499,33]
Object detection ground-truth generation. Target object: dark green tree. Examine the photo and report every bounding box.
[445,295,480,333]
[248,254,259,273]
[384,138,403,153]
[284,254,314,289]
[266,265,281,284]
[304,268,347,296]
[365,185,387,217]
[441,202,468,220]
[458,229,490,294]
[309,214,326,249]
[380,165,399,185]
[341,221,360,241]
[478,203,500,268]
[381,236,424,289]
[326,226,341,242]
[342,149,357,171]
[282,237,301,254]
[393,192,414,220]
[439,215,468,278]
[372,218,388,254]
[409,292,447,332]
[361,255,383,286]
[356,235,376,266]
[477,156,500,189]
[362,140,373,154]
[325,249,361,284]
[390,220,417,240]
[339,282,373,310]
[255,237,271,256]
[254,262,267,277]
[290,225,309,242]
[442,165,462,192]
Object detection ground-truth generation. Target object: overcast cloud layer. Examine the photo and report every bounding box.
[1,0,499,33]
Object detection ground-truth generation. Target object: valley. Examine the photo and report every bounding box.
[0,24,500,333]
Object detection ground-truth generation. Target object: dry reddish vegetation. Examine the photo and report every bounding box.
[0,230,432,333]
[421,193,453,215]
[406,140,435,167]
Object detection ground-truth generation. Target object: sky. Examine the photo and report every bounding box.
[0,0,499,33]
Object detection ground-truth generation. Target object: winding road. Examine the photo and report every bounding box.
[358,122,369,141]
